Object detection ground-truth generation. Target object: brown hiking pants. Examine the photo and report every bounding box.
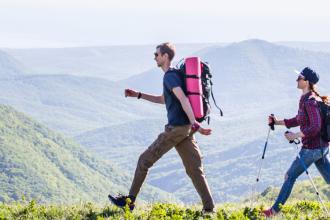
[129,124,215,210]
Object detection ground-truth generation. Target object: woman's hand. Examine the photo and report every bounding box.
[284,131,300,141]
[268,115,279,125]
[268,115,285,126]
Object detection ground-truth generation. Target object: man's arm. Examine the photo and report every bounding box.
[125,89,164,104]
[172,87,211,135]
[172,87,195,124]
[140,93,164,104]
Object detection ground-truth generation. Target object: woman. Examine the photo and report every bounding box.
[263,67,330,217]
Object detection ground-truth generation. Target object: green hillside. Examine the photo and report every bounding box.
[259,176,330,202]
[0,104,176,204]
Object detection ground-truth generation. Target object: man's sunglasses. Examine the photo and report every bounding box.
[154,52,160,57]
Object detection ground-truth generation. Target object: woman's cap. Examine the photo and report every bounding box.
[294,67,319,84]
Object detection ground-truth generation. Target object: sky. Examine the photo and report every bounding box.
[1,0,330,48]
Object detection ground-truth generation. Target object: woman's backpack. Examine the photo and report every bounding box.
[319,101,330,142]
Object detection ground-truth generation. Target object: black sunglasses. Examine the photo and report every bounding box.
[154,52,160,57]
[296,75,306,81]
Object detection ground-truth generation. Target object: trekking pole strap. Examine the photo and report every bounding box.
[285,131,301,145]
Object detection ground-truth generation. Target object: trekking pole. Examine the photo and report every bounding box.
[250,114,275,205]
[285,131,330,216]
[256,114,275,183]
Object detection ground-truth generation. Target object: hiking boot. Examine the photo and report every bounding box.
[262,208,277,217]
[202,208,215,216]
[108,194,135,211]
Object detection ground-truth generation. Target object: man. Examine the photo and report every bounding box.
[109,42,215,213]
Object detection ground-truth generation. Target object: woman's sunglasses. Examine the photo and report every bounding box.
[296,75,306,81]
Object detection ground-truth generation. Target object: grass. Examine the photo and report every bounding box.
[0,200,329,220]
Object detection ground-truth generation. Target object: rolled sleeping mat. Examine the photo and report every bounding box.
[185,57,203,119]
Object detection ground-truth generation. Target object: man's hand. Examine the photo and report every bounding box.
[198,126,212,135]
[125,89,139,98]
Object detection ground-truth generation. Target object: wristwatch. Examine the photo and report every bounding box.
[191,122,200,132]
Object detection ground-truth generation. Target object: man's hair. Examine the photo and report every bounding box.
[156,42,176,61]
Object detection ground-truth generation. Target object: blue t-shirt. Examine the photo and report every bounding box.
[163,69,190,126]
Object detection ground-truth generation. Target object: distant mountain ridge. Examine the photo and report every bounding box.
[0,50,26,79]
[3,44,217,81]
[277,41,330,53]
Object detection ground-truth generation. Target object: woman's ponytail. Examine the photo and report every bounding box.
[310,83,329,104]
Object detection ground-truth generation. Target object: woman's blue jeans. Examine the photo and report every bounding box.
[272,146,330,212]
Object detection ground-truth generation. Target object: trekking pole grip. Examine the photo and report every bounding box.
[269,113,275,131]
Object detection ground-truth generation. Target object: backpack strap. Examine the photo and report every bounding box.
[187,92,202,96]
[210,81,223,116]
[303,94,319,113]
[302,94,316,118]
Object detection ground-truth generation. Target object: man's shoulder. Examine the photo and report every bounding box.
[166,68,180,75]
[164,69,180,80]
